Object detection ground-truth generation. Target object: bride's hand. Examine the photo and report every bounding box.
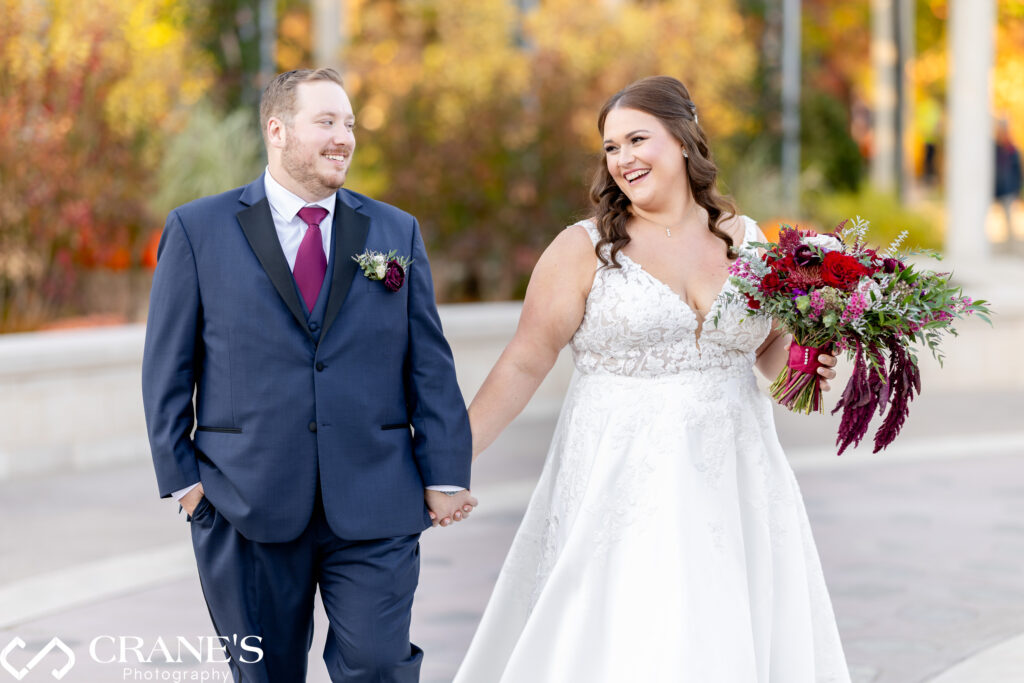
[816,349,839,391]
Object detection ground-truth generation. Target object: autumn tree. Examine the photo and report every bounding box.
[344,0,755,300]
[0,0,210,330]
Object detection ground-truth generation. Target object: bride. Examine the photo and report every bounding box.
[451,76,851,682]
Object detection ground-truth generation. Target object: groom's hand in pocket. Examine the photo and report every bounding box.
[425,489,478,528]
[181,483,205,516]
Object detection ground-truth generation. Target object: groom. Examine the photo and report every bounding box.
[142,68,475,682]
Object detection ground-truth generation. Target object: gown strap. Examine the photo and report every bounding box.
[569,218,601,247]
[740,214,761,245]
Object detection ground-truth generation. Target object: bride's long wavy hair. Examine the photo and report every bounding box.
[589,76,738,268]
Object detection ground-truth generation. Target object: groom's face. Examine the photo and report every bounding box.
[280,80,356,200]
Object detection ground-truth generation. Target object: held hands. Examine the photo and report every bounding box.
[425,489,478,528]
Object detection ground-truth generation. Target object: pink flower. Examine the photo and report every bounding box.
[809,290,827,317]
[841,291,868,324]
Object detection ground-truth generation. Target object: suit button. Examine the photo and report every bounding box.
[308,421,317,432]
[315,362,325,371]
[309,321,320,332]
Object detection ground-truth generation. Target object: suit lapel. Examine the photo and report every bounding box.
[321,194,370,339]
[236,196,312,337]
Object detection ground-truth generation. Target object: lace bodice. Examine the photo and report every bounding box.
[569,217,772,377]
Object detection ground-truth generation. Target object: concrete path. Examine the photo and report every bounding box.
[3,385,1024,682]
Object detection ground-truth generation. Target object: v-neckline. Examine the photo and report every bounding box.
[616,214,750,350]
[618,250,734,325]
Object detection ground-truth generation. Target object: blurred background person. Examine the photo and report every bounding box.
[996,118,1022,251]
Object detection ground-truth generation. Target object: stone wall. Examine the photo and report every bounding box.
[0,287,1018,481]
[0,303,572,481]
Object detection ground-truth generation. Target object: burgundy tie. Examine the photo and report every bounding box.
[294,206,329,312]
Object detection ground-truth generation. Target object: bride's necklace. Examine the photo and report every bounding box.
[634,209,697,238]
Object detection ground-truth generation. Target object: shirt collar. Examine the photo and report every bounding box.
[263,166,337,222]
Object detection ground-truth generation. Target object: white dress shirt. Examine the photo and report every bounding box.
[172,169,461,501]
[263,166,335,269]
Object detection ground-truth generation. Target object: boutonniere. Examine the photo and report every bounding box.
[352,249,414,292]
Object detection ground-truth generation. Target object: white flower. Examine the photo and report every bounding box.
[374,263,386,279]
[802,233,843,253]
[857,277,882,305]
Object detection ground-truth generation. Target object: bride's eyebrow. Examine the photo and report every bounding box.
[603,129,651,144]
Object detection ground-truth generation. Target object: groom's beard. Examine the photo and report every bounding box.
[282,134,351,198]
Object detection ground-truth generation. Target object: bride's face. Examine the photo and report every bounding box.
[602,106,688,212]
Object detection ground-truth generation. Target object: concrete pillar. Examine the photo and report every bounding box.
[946,0,996,264]
[313,0,345,70]
[780,0,801,212]
[871,0,897,191]
[258,0,277,89]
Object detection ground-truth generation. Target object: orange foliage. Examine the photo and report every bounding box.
[0,0,209,330]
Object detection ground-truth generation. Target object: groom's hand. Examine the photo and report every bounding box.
[180,483,205,516]
[425,489,478,528]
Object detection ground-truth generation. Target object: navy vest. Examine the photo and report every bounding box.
[295,216,338,346]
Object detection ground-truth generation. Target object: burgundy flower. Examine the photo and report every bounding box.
[383,260,405,292]
[772,254,797,275]
[786,265,826,290]
[794,244,821,267]
[821,251,870,289]
[744,292,762,310]
[778,226,803,253]
[882,257,904,274]
[760,271,783,294]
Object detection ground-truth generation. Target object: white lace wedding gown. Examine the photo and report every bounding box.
[453,217,850,683]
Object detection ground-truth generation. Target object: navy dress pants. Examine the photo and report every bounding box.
[188,491,423,682]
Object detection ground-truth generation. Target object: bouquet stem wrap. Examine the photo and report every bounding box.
[769,340,832,414]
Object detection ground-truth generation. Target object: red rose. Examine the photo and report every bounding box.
[760,271,783,294]
[821,251,870,289]
[744,292,762,310]
[771,254,797,275]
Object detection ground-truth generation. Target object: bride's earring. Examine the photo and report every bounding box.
[683,149,689,159]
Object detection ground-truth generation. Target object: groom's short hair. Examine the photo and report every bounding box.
[260,68,346,143]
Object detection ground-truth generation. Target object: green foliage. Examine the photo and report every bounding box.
[181,0,306,110]
[801,92,863,193]
[804,188,944,252]
[152,103,266,219]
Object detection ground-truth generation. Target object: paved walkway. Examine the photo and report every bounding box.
[3,384,1024,682]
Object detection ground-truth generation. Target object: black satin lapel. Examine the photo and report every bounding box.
[322,202,370,338]
[236,198,311,336]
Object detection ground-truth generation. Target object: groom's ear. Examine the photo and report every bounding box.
[265,116,287,151]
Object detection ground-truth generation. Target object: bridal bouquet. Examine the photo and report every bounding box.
[726,217,990,454]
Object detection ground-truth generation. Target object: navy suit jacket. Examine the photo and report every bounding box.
[142,176,472,543]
